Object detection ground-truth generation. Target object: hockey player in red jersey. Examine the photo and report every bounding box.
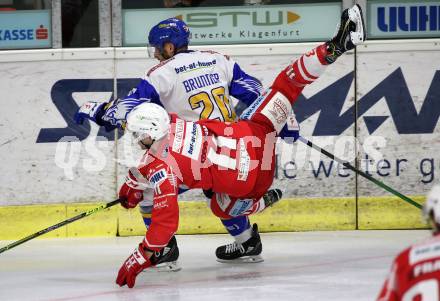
[116,5,366,288]
[377,185,440,301]
[76,16,272,271]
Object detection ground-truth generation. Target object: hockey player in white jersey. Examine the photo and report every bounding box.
[76,18,262,128]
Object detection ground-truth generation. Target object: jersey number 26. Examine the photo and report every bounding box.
[189,86,236,122]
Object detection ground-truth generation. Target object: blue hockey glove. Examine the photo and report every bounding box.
[279,112,300,143]
[74,101,106,125]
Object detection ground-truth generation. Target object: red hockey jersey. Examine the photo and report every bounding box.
[377,235,440,301]
[134,114,276,250]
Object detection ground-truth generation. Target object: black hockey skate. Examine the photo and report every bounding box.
[263,189,282,208]
[325,4,366,63]
[216,223,263,263]
[149,236,181,272]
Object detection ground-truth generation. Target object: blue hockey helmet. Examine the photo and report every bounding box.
[148,18,190,50]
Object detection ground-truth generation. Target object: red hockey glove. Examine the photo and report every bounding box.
[116,243,152,288]
[118,183,143,209]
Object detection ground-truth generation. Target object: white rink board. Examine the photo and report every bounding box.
[356,49,440,197]
[0,56,117,205]
[0,41,438,206]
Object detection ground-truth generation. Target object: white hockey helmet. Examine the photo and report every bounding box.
[126,102,170,141]
[423,185,440,230]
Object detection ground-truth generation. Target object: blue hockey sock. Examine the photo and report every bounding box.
[221,216,252,244]
[139,204,153,229]
[142,216,152,228]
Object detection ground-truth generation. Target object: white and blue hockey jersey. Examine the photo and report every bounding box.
[101,50,262,128]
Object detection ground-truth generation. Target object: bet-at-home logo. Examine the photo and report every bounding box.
[174,10,300,28]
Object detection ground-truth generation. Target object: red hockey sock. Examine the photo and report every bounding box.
[286,43,329,87]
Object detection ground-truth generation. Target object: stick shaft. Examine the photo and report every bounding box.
[298,137,422,210]
[0,199,121,254]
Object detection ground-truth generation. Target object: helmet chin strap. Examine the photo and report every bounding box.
[140,139,155,150]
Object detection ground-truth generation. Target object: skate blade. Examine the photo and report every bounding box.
[348,4,366,44]
[216,255,264,264]
[144,261,182,272]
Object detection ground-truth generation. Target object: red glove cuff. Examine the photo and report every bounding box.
[119,183,143,209]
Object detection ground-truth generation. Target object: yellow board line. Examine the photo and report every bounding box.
[0,196,428,240]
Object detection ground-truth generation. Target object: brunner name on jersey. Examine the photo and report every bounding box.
[182,73,221,93]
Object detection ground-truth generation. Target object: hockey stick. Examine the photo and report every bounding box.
[0,199,121,254]
[298,136,422,210]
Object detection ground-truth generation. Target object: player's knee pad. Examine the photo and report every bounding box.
[207,193,232,219]
[208,192,257,219]
[241,88,292,134]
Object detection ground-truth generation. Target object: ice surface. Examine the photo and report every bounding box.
[0,230,429,301]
